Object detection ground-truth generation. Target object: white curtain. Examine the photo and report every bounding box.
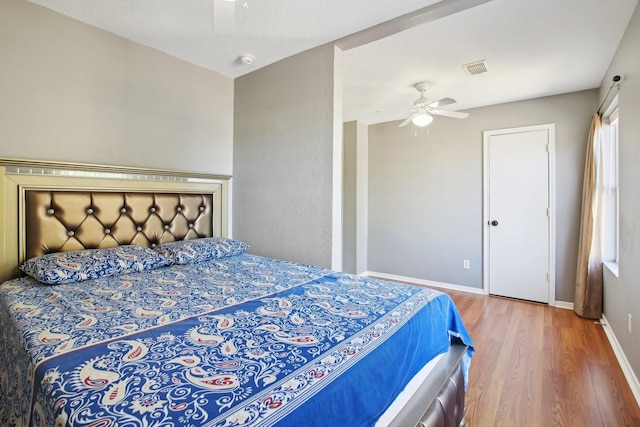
[574,113,604,319]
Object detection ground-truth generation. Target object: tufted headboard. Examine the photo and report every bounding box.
[0,159,230,281]
[25,191,214,259]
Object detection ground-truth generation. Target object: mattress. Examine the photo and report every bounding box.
[0,253,473,426]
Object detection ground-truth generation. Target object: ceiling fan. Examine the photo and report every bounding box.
[398,82,469,127]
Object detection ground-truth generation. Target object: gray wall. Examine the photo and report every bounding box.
[233,45,339,268]
[0,0,233,175]
[368,89,597,301]
[342,120,368,274]
[343,121,358,274]
[600,1,640,389]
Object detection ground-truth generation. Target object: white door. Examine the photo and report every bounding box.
[483,125,555,304]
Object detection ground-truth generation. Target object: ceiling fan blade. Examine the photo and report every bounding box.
[430,109,469,119]
[398,113,418,127]
[428,97,456,108]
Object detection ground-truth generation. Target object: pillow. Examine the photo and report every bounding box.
[20,245,170,285]
[155,237,249,265]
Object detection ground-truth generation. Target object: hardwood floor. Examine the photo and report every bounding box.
[439,289,640,427]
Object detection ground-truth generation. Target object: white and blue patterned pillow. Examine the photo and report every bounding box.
[155,237,250,265]
[20,245,171,285]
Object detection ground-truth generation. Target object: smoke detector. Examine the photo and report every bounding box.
[239,54,255,65]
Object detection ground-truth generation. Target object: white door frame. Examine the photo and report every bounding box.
[482,124,556,306]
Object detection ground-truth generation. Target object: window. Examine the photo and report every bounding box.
[602,97,619,268]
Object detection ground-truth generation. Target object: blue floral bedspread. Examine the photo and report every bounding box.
[0,254,473,427]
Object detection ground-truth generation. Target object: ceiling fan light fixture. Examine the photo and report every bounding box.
[412,113,433,127]
[398,83,468,128]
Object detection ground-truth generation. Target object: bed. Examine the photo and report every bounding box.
[0,159,474,427]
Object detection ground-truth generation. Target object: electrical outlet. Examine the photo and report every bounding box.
[463,260,470,270]
[629,313,633,333]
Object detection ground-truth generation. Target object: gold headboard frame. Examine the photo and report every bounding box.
[0,158,230,281]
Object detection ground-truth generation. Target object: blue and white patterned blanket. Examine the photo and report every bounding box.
[0,254,473,426]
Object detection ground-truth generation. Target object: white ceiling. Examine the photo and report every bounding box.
[27,0,638,125]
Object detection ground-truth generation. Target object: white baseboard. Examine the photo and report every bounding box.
[554,301,574,310]
[362,271,575,310]
[360,271,486,295]
[600,314,640,407]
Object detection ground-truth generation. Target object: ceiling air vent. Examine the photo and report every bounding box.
[463,60,489,76]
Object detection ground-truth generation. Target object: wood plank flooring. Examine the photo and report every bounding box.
[439,289,640,427]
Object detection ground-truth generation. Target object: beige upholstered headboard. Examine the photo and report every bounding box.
[0,159,230,281]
